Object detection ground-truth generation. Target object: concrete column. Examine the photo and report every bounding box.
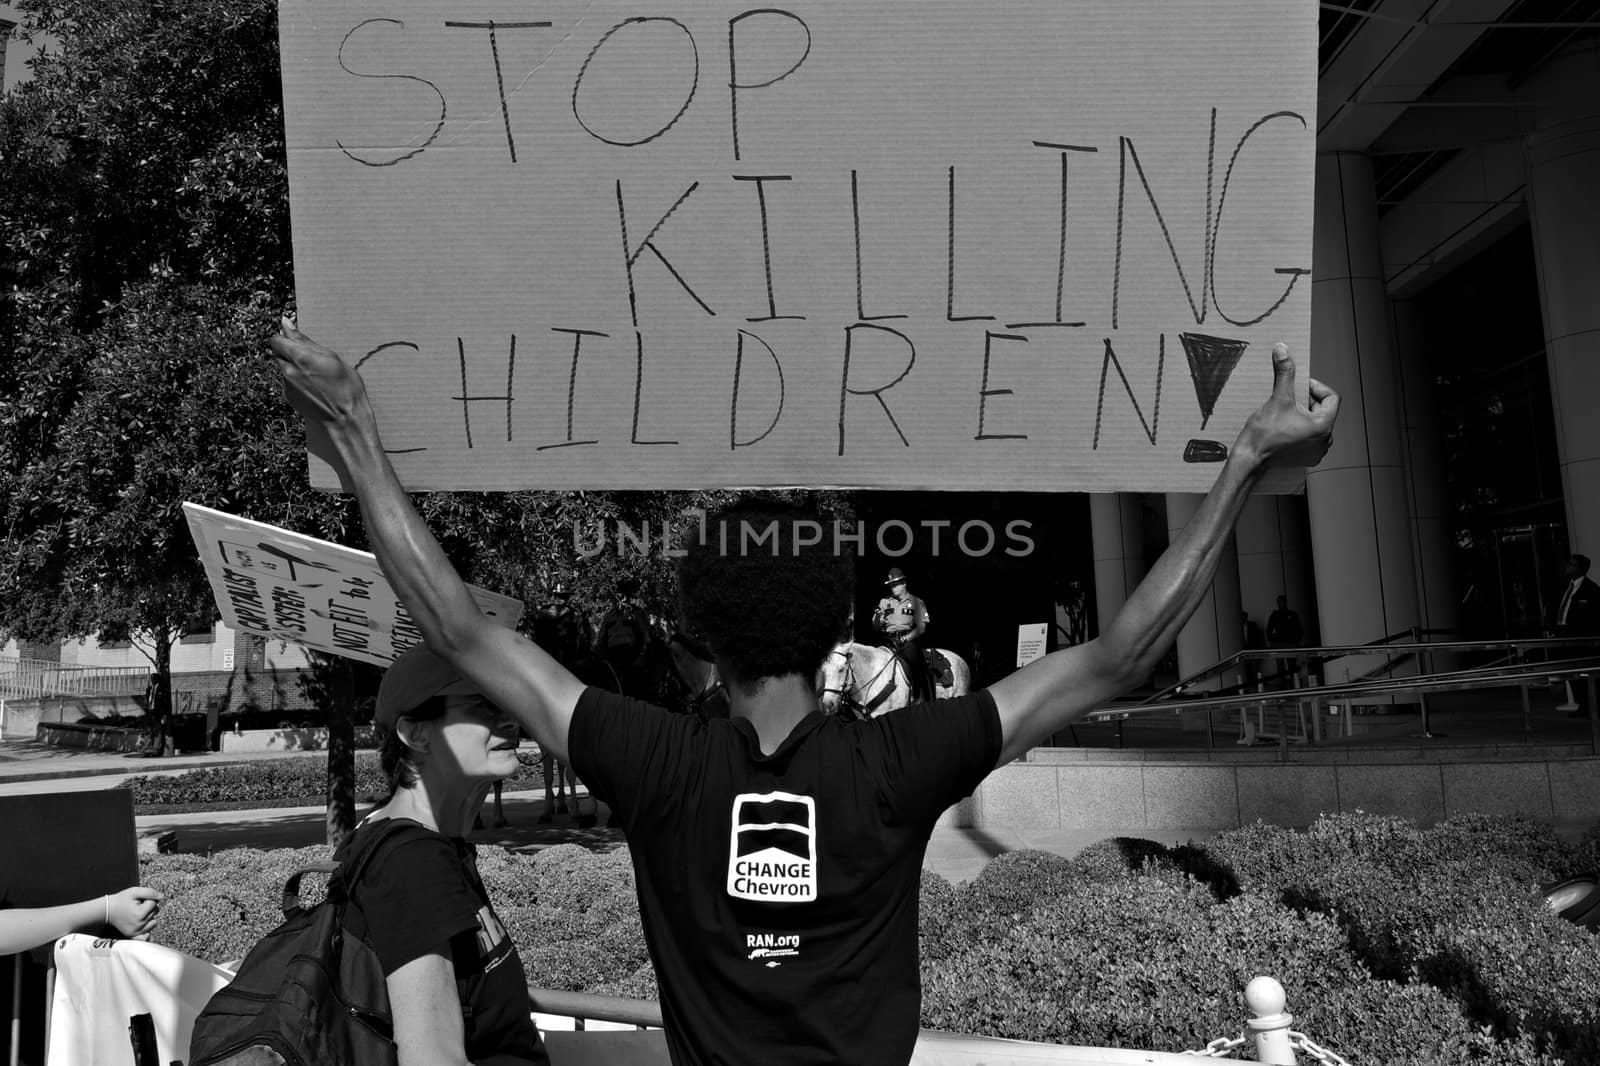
[1166,493,1243,693]
[1090,493,1147,635]
[1524,43,1600,560]
[1236,494,1318,645]
[1391,299,1459,637]
[1305,152,1420,646]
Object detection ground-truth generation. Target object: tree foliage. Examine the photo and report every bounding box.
[0,0,853,801]
[0,0,322,756]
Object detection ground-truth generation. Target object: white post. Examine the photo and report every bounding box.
[1246,975,1297,1064]
[9,954,22,1066]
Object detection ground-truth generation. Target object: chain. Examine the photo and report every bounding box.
[1289,1030,1354,1066]
[1183,1034,1247,1057]
[1182,1030,1354,1064]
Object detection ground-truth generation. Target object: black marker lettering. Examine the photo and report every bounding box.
[574,18,698,147]
[733,175,804,322]
[947,166,994,323]
[1008,141,1098,329]
[335,19,446,168]
[731,329,785,449]
[851,171,906,323]
[539,328,604,451]
[392,606,424,655]
[331,623,369,653]
[451,336,516,448]
[355,342,429,454]
[837,323,914,455]
[1112,112,1215,329]
[221,567,270,632]
[1209,111,1310,326]
[1093,335,1164,449]
[443,21,553,163]
[631,332,678,446]
[727,10,811,161]
[617,181,714,328]
[271,587,308,635]
[975,331,1029,441]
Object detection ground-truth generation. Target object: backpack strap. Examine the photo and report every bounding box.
[281,820,431,918]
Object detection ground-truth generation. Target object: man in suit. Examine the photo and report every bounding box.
[1553,554,1600,714]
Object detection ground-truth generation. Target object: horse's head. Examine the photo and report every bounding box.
[816,643,853,714]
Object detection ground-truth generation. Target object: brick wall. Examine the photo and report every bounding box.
[171,666,316,718]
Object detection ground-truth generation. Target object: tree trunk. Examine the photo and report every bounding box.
[325,658,357,847]
[150,637,174,757]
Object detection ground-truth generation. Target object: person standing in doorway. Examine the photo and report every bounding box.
[1266,594,1305,683]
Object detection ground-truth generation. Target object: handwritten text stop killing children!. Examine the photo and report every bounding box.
[325,12,1310,461]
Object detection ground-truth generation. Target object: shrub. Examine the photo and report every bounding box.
[920,866,1557,1065]
[123,751,544,807]
[143,844,335,963]
[963,848,1088,914]
[1424,812,1585,882]
[1200,811,1600,1061]
[1067,837,1177,881]
[490,845,649,994]
[141,817,1589,1064]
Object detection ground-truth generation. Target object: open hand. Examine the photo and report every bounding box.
[1234,344,1339,472]
[107,886,164,939]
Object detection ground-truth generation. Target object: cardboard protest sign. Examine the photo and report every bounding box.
[277,1,1316,492]
[182,503,523,667]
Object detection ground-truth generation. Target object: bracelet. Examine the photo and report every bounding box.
[103,894,109,926]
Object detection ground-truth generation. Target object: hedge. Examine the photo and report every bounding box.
[121,750,546,807]
[141,811,1597,1065]
[1203,812,1600,1063]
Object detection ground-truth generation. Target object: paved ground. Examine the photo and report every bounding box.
[3,679,1597,882]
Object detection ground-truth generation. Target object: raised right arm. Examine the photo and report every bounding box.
[267,322,584,762]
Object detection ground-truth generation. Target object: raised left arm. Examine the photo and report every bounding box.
[988,344,1338,765]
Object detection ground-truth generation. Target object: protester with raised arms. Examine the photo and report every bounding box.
[266,320,1336,1066]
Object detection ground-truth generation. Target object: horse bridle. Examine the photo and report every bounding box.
[819,645,901,718]
[818,646,853,707]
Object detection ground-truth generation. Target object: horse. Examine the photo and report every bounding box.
[664,633,728,718]
[817,641,971,718]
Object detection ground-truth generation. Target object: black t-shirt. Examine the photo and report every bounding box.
[568,687,1003,1066]
[337,819,548,1066]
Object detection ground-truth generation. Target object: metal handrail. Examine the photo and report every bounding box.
[529,985,663,1029]
[1094,657,1600,721]
[1074,652,1600,757]
[1144,634,1600,702]
[1146,626,1422,703]
[0,657,150,702]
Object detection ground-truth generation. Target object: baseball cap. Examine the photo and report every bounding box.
[375,645,481,728]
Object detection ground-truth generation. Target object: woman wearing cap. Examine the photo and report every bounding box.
[335,645,549,1066]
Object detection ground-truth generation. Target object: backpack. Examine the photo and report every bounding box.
[188,820,423,1066]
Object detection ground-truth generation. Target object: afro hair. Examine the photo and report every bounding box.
[676,498,854,689]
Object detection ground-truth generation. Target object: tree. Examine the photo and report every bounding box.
[0,0,855,841]
[0,0,349,763]
[0,279,352,753]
